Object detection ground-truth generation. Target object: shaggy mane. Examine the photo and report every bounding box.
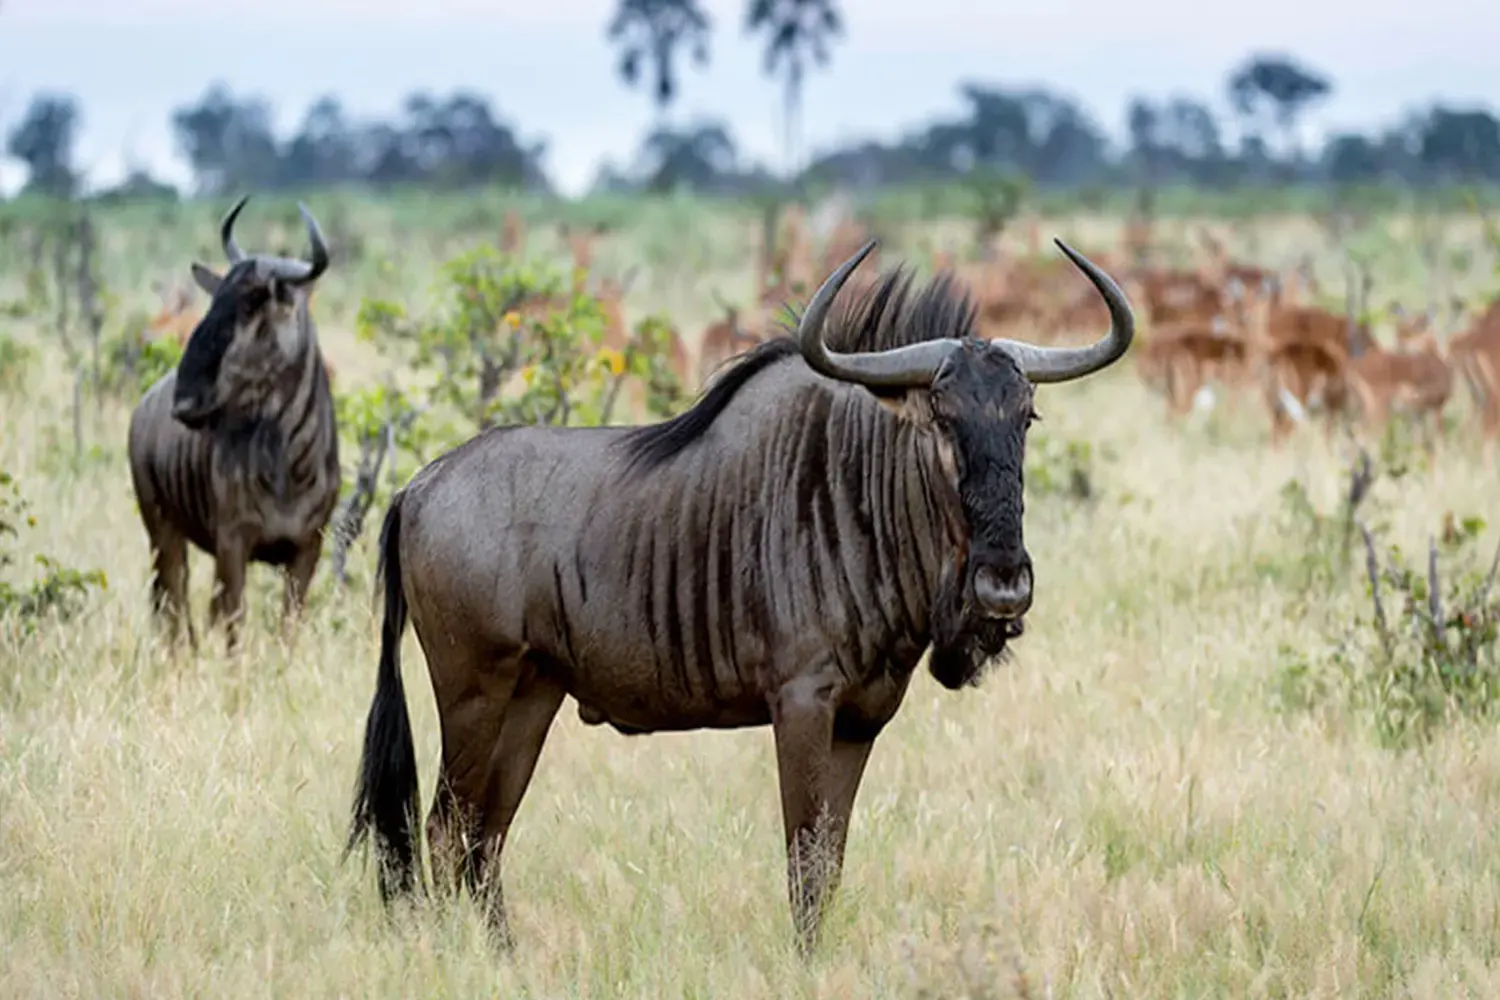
[617,266,979,472]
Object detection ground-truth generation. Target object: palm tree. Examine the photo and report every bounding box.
[606,0,713,119]
[745,0,844,182]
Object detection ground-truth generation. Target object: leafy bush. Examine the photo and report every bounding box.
[0,332,33,390]
[327,383,428,586]
[0,471,106,630]
[1271,451,1500,746]
[1254,452,1377,595]
[95,316,186,398]
[337,244,688,583]
[357,244,660,441]
[962,167,1030,248]
[1347,515,1500,746]
[132,335,186,395]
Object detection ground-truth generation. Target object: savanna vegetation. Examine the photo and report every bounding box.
[1,182,1499,999]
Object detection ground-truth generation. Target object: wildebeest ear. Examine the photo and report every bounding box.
[190,262,224,295]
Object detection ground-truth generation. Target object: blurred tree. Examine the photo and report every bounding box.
[1126,94,1226,187]
[1324,133,1385,186]
[1162,96,1226,184]
[607,0,712,117]
[399,91,549,189]
[1227,53,1332,172]
[6,93,80,197]
[635,119,738,192]
[745,0,844,179]
[93,169,179,204]
[170,84,280,196]
[280,95,358,186]
[1418,106,1500,184]
[1126,97,1162,185]
[946,84,1107,185]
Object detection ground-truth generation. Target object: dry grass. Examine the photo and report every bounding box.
[3,204,1500,998]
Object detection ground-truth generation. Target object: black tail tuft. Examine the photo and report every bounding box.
[346,491,422,902]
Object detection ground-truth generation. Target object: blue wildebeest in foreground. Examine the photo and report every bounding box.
[346,237,1135,951]
[127,196,340,652]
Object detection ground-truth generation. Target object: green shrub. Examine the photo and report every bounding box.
[0,471,107,631]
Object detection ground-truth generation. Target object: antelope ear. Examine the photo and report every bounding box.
[190,262,223,294]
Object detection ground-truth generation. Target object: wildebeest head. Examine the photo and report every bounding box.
[171,196,330,429]
[798,238,1134,688]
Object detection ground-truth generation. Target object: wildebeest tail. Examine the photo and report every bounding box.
[346,491,422,902]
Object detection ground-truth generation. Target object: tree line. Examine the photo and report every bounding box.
[6,48,1500,201]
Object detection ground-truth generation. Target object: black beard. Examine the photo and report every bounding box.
[927,561,1023,691]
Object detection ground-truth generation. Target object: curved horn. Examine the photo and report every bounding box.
[221,194,250,264]
[987,239,1135,384]
[274,203,331,285]
[798,239,962,389]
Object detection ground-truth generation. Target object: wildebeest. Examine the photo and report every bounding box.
[346,237,1135,951]
[127,196,341,651]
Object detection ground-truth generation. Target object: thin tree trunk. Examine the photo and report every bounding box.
[784,75,800,184]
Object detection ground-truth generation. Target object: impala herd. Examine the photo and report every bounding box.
[136,203,1500,452]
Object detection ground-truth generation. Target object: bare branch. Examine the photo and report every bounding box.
[1478,531,1500,608]
[1360,522,1392,658]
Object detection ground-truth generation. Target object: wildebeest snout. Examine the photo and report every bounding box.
[972,559,1032,619]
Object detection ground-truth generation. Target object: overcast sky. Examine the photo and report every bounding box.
[0,0,1493,196]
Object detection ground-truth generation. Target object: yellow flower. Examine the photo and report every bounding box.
[597,346,626,377]
[503,310,522,329]
[520,365,537,386]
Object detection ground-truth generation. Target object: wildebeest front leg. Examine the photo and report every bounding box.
[146,523,195,651]
[770,671,872,954]
[208,537,249,653]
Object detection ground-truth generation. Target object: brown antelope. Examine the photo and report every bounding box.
[559,222,612,293]
[770,202,816,299]
[500,209,525,255]
[697,291,769,386]
[818,216,874,278]
[1251,266,1371,444]
[1137,316,1251,417]
[1449,299,1500,443]
[1342,300,1453,449]
[147,281,201,347]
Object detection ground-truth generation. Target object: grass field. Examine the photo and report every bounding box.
[3,190,1500,998]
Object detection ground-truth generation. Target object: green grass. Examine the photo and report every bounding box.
[3,191,1500,997]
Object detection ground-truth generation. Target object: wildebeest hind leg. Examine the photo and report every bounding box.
[425,652,517,902]
[471,670,566,950]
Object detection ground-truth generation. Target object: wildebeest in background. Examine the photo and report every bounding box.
[127,196,341,652]
[346,237,1135,952]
